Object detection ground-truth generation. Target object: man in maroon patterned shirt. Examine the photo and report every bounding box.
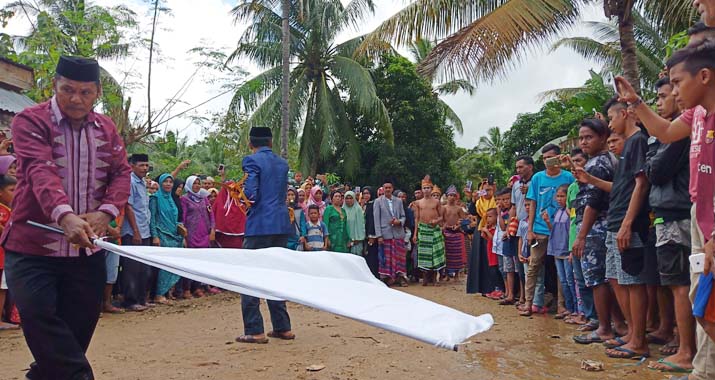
[1,56,131,380]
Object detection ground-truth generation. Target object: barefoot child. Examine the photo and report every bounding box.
[0,174,17,330]
[413,176,446,285]
[443,185,467,281]
[481,208,502,297]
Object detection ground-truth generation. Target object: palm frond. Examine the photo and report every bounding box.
[418,0,582,84]
[551,37,621,68]
[229,66,283,115]
[537,86,587,102]
[436,79,475,96]
[438,99,464,134]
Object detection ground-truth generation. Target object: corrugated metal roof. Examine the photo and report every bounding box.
[0,87,36,114]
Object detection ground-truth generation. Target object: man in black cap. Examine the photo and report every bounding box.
[2,56,132,380]
[235,126,294,344]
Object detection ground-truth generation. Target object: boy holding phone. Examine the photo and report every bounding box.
[521,143,575,316]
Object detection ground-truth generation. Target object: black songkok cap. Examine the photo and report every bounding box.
[129,153,149,163]
[249,127,272,138]
[56,56,100,82]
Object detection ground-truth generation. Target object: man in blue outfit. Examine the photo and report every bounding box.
[235,127,294,344]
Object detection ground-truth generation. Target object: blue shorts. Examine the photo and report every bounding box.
[606,231,644,285]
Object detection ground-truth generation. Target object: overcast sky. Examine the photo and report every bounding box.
[2,0,608,148]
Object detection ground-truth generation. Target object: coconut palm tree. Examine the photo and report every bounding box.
[228,0,391,175]
[550,10,667,93]
[477,126,504,158]
[359,0,694,95]
[408,38,473,134]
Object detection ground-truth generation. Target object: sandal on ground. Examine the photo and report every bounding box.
[125,304,148,312]
[573,331,604,344]
[155,296,171,305]
[0,322,19,330]
[577,320,599,332]
[267,331,296,340]
[605,346,650,360]
[603,336,627,349]
[498,299,516,305]
[103,305,125,314]
[518,308,532,317]
[647,358,693,373]
[554,311,570,320]
[646,333,670,345]
[236,335,269,344]
[659,342,680,356]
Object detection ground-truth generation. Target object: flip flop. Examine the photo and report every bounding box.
[659,343,680,355]
[573,331,604,344]
[605,346,650,360]
[647,359,693,373]
[267,331,295,340]
[236,335,269,344]
[498,299,516,305]
[646,334,670,345]
[577,320,599,332]
[603,336,627,349]
[0,322,19,331]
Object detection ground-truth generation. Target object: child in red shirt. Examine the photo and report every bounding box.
[0,174,17,329]
[481,208,502,296]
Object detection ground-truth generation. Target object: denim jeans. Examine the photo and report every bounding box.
[240,235,292,335]
[555,257,576,313]
[525,263,545,307]
[571,256,596,320]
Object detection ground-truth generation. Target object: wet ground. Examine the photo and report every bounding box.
[0,282,672,379]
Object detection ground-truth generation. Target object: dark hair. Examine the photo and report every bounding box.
[604,95,627,113]
[516,155,534,166]
[570,148,587,159]
[655,76,671,90]
[486,207,498,216]
[250,136,271,148]
[556,184,569,194]
[330,190,342,200]
[382,178,394,186]
[541,143,561,155]
[688,21,715,36]
[667,39,715,75]
[308,204,320,212]
[0,174,16,189]
[580,118,610,137]
[496,187,511,197]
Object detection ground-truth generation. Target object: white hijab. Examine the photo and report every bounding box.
[184,175,210,199]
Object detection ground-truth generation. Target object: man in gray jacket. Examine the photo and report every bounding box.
[373,179,408,286]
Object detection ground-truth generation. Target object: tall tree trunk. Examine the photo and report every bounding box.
[280,0,290,159]
[147,0,160,132]
[618,15,641,94]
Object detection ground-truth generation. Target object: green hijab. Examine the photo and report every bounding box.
[343,191,365,241]
[155,173,179,234]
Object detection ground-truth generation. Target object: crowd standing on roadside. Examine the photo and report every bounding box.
[3,2,715,379]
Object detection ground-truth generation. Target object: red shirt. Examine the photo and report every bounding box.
[485,226,497,266]
[0,203,10,269]
[679,107,715,241]
[1,97,132,257]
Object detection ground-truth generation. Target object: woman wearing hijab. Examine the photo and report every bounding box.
[323,191,349,253]
[149,174,184,303]
[180,176,216,298]
[363,186,379,277]
[304,185,326,218]
[0,155,17,178]
[343,191,366,256]
[286,187,307,250]
[172,178,185,222]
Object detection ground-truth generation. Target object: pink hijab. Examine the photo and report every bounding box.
[0,155,16,175]
[303,185,326,217]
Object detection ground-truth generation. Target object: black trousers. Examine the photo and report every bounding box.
[365,240,379,278]
[240,234,291,335]
[4,250,105,380]
[119,235,151,307]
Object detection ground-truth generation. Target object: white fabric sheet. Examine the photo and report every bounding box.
[96,241,493,350]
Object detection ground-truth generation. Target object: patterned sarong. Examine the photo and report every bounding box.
[417,223,446,270]
[444,229,466,273]
[378,239,407,278]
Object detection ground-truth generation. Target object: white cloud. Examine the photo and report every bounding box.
[2,0,608,149]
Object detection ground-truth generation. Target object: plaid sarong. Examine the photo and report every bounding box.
[378,239,407,278]
[417,223,446,270]
[444,229,465,272]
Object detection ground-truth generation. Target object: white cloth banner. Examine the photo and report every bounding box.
[96,241,493,350]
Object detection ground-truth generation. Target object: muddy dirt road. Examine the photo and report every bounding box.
[0,282,669,379]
